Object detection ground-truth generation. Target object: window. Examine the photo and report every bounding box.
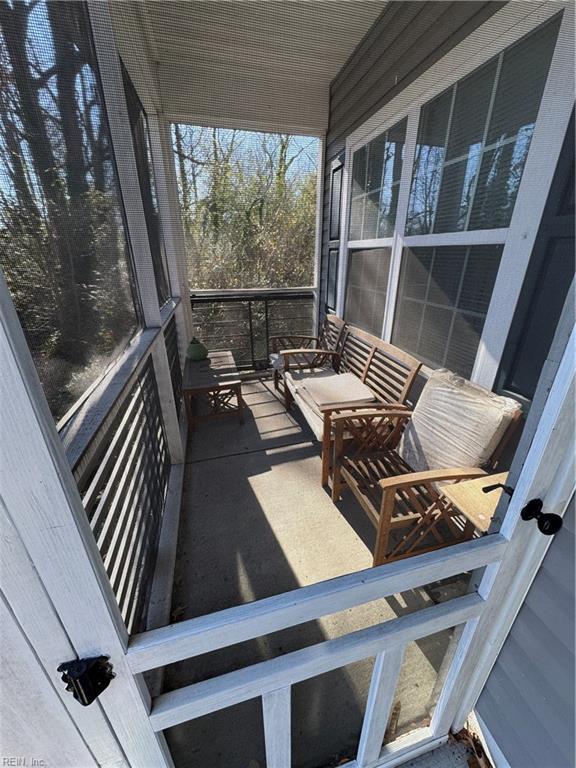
[405,18,560,235]
[326,248,339,311]
[122,62,170,306]
[349,118,407,240]
[344,249,391,336]
[0,0,140,422]
[392,246,502,377]
[340,13,563,385]
[329,161,342,241]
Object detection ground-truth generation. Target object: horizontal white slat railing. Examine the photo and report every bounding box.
[127,534,508,767]
[149,592,484,731]
[127,533,506,673]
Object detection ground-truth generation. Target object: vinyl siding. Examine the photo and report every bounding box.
[477,495,575,768]
[319,1,505,325]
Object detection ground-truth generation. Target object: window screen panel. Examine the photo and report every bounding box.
[122,62,170,306]
[344,248,391,336]
[0,1,140,422]
[392,246,503,378]
[349,118,407,240]
[406,17,560,235]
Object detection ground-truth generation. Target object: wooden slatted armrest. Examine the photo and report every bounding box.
[270,335,319,348]
[319,401,408,414]
[281,348,339,357]
[330,408,412,423]
[378,467,487,492]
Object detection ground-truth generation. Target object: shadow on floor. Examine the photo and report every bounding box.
[163,378,463,768]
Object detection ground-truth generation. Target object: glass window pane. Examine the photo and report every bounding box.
[377,182,400,238]
[326,248,339,310]
[458,246,501,314]
[445,312,485,378]
[392,246,503,377]
[352,144,367,198]
[469,133,530,230]
[122,63,170,306]
[349,118,407,241]
[366,133,386,191]
[344,248,391,336]
[0,1,140,422]
[427,247,465,306]
[434,156,480,233]
[406,18,559,235]
[445,61,497,162]
[349,197,364,240]
[405,90,452,235]
[487,18,561,145]
[363,190,380,239]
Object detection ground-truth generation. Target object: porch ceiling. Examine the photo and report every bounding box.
[110,0,387,135]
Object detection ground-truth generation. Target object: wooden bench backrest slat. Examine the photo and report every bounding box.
[319,315,346,352]
[340,325,421,405]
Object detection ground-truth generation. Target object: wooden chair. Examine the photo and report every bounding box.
[331,369,522,565]
[282,325,421,485]
[269,314,345,391]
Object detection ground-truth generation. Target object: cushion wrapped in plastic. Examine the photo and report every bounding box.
[398,369,520,472]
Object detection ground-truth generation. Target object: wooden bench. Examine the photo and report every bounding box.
[280,324,421,486]
[183,351,244,428]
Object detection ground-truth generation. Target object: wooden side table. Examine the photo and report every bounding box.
[183,351,244,428]
[441,471,509,535]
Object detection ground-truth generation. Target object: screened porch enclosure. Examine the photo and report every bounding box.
[1,2,574,768]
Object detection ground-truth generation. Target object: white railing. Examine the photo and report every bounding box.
[127,534,506,768]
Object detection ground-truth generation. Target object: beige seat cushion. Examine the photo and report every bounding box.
[398,369,520,472]
[301,371,376,413]
[285,368,338,395]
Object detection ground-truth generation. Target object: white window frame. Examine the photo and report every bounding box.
[336,1,573,389]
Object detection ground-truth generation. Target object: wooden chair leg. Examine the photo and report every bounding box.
[321,414,331,487]
[373,488,395,567]
[283,377,293,410]
[331,428,344,501]
[273,369,279,390]
[184,393,195,430]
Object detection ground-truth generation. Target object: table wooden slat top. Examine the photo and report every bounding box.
[442,471,509,533]
[183,351,240,391]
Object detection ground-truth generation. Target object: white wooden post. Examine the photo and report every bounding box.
[150,114,195,365]
[262,687,292,768]
[0,275,173,767]
[431,326,576,736]
[312,136,325,334]
[356,647,405,767]
[88,0,184,462]
[156,115,196,346]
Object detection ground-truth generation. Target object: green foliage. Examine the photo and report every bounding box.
[172,126,318,289]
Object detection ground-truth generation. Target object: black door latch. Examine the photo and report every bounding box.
[520,498,563,536]
[57,656,115,706]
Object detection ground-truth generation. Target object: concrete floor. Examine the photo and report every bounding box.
[163,379,469,768]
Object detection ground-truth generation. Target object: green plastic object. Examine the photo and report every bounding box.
[186,337,208,361]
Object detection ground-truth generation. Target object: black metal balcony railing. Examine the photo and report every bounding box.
[190,289,315,371]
